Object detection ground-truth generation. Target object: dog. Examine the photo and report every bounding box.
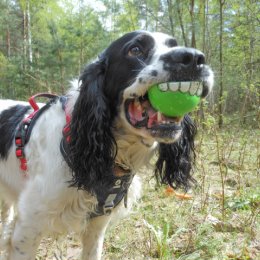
[0,31,213,260]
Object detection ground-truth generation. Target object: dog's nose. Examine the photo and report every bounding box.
[174,48,205,68]
[160,47,206,82]
[161,47,205,69]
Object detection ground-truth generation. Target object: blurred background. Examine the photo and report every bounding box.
[0,0,259,128]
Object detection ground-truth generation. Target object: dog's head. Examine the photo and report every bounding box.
[68,31,213,193]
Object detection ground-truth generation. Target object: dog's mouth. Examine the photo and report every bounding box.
[124,80,204,141]
[125,94,181,129]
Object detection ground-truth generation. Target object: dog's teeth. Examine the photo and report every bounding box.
[196,84,203,96]
[158,83,168,91]
[157,111,162,122]
[159,81,202,95]
[190,82,200,95]
[134,99,140,107]
[179,82,190,93]
[169,82,179,92]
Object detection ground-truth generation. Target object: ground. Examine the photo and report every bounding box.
[1,127,260,260]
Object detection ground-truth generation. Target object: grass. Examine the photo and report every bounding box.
[104,126,260,260]
[1,126,260,260]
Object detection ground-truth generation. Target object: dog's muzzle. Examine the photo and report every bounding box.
[124,46,213,143]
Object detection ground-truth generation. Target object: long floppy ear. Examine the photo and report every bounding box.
[155,115,197,190]
[67,58,116,194]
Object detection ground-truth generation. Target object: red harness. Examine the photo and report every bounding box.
[15,94,133,217]
[15,93,59,171]
[61,99,71,143]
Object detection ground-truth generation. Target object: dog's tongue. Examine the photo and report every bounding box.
[128,101,144,125]
[128,99,168,128]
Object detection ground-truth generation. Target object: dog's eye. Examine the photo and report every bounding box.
[128,46,143,57]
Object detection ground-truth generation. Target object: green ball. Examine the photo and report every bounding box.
[148,83,201,117]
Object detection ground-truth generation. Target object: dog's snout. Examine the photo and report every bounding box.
[162,47,205,69]
[183,49,205,67]
[160,47,207,82]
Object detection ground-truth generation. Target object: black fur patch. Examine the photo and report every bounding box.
[155,115,197,190]
[0,105,30,159]
[151,70,158,77]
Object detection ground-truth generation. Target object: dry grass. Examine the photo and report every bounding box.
[2,127,260,260]
[104,127,260,260]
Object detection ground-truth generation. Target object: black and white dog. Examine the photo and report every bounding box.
[0,31,213,260]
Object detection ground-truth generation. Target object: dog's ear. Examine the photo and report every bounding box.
[68,58,116,194]
[155,115,197,190]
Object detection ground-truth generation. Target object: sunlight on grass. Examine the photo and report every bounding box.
[1,128,259,260]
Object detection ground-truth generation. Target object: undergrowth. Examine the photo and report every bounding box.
[103,126,259,260]
[1,126,259,260]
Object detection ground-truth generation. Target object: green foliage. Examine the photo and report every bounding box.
[194,223,223,258]
[0,0,108,97]
[226,190,260,211]
[143,220,172,259]
[0,0,259,122]
[0,52,8,77]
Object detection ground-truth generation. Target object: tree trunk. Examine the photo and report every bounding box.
[201,0,206,53]
[145,0,148,30]
[21,0,32,72]
[176,0,188,46]
[27,0,33,66]
[6,27,11,57]
[197,0,206,124]
[218,0,225,128]
[240,1,254,125]
[23,8,27,70]
[166,0,174,36]
[189,0,196,48]
[79,0,84,74]
[58,49,65,94]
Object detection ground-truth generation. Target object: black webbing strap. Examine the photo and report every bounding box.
[90,168,134,218]
[59,96,135,218]
[15,94,59,171]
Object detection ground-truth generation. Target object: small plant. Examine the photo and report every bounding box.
[226,191,260,211]
[143,220,171,259]
[194,223,222,258]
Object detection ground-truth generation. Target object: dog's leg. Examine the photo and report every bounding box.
[6,182,48,260]
[8,218,43,260]
[0,202,16,260]
[81,215,111,260]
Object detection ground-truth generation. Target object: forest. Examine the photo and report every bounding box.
[0,0,259,127]
[0,0,259,259]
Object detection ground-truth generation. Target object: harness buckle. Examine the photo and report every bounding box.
[103,203,114,216]
[103,193,117,216]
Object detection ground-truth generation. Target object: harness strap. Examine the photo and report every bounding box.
[15,93,135,217]
[90,165,134,218]
[59,97,135,218]
[15,93,59,171]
